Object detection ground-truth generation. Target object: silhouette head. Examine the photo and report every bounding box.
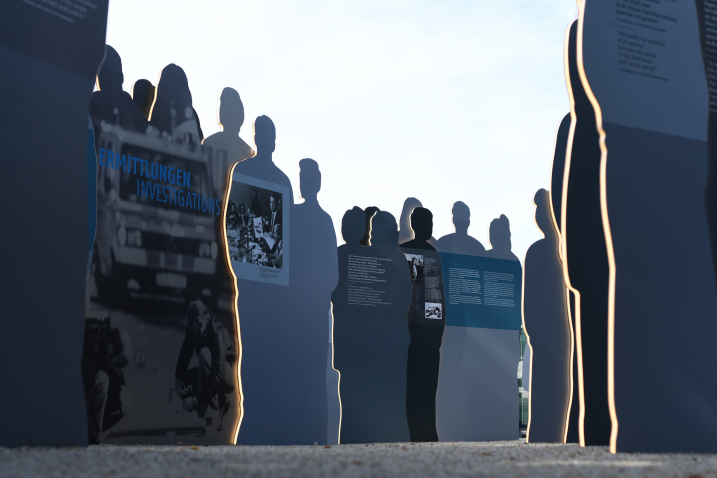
[228,201,237,214]
[239,204,245,215]
[533,189,553,237]
[341,206,365,245]
[299,158,321,201]
[489,214,512,252]
[218,87,245,135]
[254,115,276,154]
[97,45,123,92]
[360,206,380,246]
[151,64,193,132]
[370,211,399,247]
[131,79,155,120]
[452,201,471,235]
[410,207,433,242]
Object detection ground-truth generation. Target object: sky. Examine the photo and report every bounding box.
[106,0,578,261]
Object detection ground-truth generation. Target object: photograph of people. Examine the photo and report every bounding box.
[238,204,250,227]
[251,190,263,218]
[82,319,133,444]
[266,193,282,232]
[227,202,239,231]
[174,299,236,432]
[405,254,424,282]
[226,182,284,268]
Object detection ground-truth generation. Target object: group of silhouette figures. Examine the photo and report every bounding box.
[7,1,717,452]
[56,31,717,451]
[85,43,555,446]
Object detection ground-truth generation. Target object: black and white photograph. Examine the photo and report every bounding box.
[404,253,424,283]
[84,55,242,445]
[226,173,290,286]
[226,181,283,269]
[425,302,442,320]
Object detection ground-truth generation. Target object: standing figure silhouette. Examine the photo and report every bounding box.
[562,21,611,446]
[523,189,571,443]
[0,1,108,446]
[399,207,445,442]
[435,205,518,441]
[333,210,411,443]
[292,158,338,445]
[232,116,327,445]
[549,112,579,444]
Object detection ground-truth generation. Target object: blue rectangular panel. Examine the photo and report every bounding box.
[439,253,522,330]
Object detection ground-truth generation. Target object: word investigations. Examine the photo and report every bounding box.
[98,148,222,215]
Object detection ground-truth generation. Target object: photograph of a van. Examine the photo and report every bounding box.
[92,127,218,307]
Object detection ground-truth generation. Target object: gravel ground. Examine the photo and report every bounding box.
[1,441,716,478]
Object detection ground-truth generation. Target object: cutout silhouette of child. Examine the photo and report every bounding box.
[484,215,520,261]
[399,207,445,442]
[90,45,147,143]
[333,210,411,443]
[523,189,570,443]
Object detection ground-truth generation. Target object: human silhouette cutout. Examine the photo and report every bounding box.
[551,114,571,234]
[130,79,155,120]
[89,45,148,143]
[332,210,411,443]
[87,54,240,446]
[550,112,579,444]
[232,116,329,445]
[291,158,338,445]
[589,4,717,452]
[434,204,518,442]
[485,215,520,261]
[399,207,445,442]
[523,189,571,443]
[434,201,486,256]
[148,64,201,146]
[562,21,611,446]
[359,206,380,247]
[1,1,108,446]
[203,87,255,199]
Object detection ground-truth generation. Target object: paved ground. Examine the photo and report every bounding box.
[1,440,716,477]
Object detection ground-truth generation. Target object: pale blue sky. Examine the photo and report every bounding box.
[106,0,577,260]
